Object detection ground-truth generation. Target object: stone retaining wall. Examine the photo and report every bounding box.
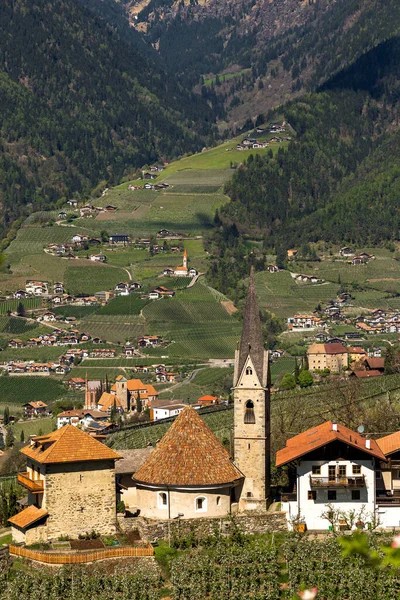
[118,512,287,543]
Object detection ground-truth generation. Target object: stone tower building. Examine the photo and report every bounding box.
[233,266,271,511]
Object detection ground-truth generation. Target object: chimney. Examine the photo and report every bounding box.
[332,422,338,431]
[366,439,371,450]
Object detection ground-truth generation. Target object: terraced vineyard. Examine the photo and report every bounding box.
[142,283,241,358]
[0,298,42,314]
[64,264,129,295]
[0,376,70,412]
[107,407,234,450]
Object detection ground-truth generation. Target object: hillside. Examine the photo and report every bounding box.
[130,0,400,127]
[0,0,216,243]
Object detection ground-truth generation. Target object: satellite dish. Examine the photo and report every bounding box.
[357,425,365,434]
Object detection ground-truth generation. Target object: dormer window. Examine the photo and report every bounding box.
[246,367,253,375]
[244,400,255,424]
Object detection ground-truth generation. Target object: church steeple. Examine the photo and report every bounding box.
[233,265,271,511]
[234,266,268,387]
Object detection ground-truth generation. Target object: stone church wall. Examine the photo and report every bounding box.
[118,512,287,542]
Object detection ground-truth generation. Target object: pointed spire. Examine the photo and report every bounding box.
[236,266,266,385]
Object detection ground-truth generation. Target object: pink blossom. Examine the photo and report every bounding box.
[298,588,318,600]
[391,534,400,548]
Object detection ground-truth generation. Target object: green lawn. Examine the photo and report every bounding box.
[12,417,56,439]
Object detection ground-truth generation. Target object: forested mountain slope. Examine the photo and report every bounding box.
[206,36,400,292]
[0,0,216,242]
[132,0,400,126]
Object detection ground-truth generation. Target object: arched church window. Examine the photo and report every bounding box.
[246,366,253,375]
[158,492,168,509]
[244,400,255,424]
[195,496,207,512]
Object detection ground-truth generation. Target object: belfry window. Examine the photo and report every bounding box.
[246,366,253,375]
[244,400,255,424]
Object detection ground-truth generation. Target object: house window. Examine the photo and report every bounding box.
[328,490,337,501]
[246,492,253,498]
[246,367,253,375]
[338,465,347,480]
[244,400,255,424]
[352,490,361,500]
[312,466,321,475]
[352,465,361,475]
[158,492,168,509]
[216,496,221,506]
[308,491,316,501]
[195,497,207,512]
[328,466,336,481]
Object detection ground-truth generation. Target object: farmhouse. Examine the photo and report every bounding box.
[197,395,220,406]
[150,403,189,421]
[26,280,49,296]
[277,421,385,530]
[288,315,324,330]
[23,401,49,418]
[90,253,106,262]
[307,343,349,371]
[9,426,121,544]
[122,344,136,357]
[89,348,116,358]
[109,234,129,245]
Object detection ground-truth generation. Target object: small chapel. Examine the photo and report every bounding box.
[131,266,271,517]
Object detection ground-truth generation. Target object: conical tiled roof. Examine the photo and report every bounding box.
[133,407,243,486]
[235,266,266,385]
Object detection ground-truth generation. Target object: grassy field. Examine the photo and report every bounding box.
[12,417,56,439]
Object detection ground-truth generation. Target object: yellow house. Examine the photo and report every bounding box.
[307,343,349,372]
[9,426,121,544]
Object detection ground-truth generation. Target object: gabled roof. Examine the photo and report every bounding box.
[365,358,385,370]
[377,432,400,456]
[21,425,121,464]
[9,505,48,529]
[352,370,381,378]
[276,420,385,467]
[98,392,123,412]
[24,401,47,409]
[133,407,243,487]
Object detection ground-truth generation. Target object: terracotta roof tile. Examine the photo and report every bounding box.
[276,420,385,467]
[98,392,123,412]
[353,370,382,378]
[365,358,385,370]
[377,432,400,456]
[21,425,121,464]
[133,407,243,486]
[9,506,48,529]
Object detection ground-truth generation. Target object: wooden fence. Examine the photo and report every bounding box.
[9,544,154,564]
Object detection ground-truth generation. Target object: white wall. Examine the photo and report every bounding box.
[283,459,376,530]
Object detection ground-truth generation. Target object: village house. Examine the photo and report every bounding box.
[155,370,176,382]
[150,403,190,421]
[277,421,386,531]
[25,280,49,296]
[14,290,29,299]
[197,395,220,406]
[67,377,86,390]
[267,264,280,273]
[89,348,116,358]
[114,282,131,296]
[153,286,175,297]
[138,335,162,347]
[97,393,124,415]
[8,339,24,349]
[109,234,129,245]
[307,342,349,372]
[287,315,324,330]
[9,426,121,544]
[122,344,136,358]
[339,246,355,257]
[23,401,49,418]
[53,282,64,294]
[90,253,106,262]
[95,290,114,303]
[56,409,106,429]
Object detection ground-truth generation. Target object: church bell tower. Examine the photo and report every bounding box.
[233,266,271,511]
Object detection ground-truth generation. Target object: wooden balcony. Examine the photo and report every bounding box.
[17,472,44,494]
[309,475,365,488]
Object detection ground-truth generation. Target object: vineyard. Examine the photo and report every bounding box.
[107,407,233,450]
[0,376,67,409]
[96,296,149,316]
[0,298,42,314]
[64,264,129,296]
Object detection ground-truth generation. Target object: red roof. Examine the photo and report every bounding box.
[353,370,382,378]
[276,420,385,467]
[134,407,243,486]
[324,343,347,354]
[365,358,385,370]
